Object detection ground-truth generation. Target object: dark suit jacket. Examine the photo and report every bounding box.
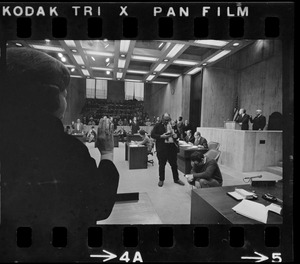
[250,114,266,130]
[0,114,119,261]
[151,122,179,153]
[194,137,208,148]
[131,122,140,134]
[236,114,250,130]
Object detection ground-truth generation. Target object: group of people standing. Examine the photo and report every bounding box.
[235,108,267,131]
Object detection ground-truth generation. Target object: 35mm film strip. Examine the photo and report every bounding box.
[0,1,294,263]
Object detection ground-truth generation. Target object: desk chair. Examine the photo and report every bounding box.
[204,149,221,162]
[208,141,220,150]
[147,139,155,166]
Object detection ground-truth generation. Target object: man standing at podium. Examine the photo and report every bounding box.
[250,109,266,130]
[235,108,250,130]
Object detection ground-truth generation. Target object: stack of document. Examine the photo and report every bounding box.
[227,188,256,200]
[232,199,282,223]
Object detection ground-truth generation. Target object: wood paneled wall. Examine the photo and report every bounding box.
[201,68,237,127]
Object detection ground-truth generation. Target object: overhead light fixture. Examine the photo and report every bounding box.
[163,59,169,62]
[117,72,123,78]
[91,67,113,71]
[146,75,155,81]
[187,67,202,75]
[118,59,126,68]
[95,77,112,80]
[45,39,50,43]
[58,52,63,58]
[64,40,76,47]
[106,63,110,67]
[127,70,148,74]
[233,42,240,46]
[81,69,90,76]
[70,75,83,78]
[166,44,185,58]
[106,71,111,75]
[120,40,131,53]
[152,81,168,84]
[131,55,158,62]
[120,54,126,58]
[153,72,156,75]
[61,57,67,63]
[15,43,23,47]
[71,49,77,53]
[103,39,108,42]
[104,44,109,49]
[207,50,231,62]
[194,40,229,47]
[73,54,84,65]
[160,73,181,77]
[71,68,75,72]
[124,79,141,82]
[86,50,114,57]
[173,59,198,66]
[105,58,110,63]
[158,42,164,48]
[154,63,166,72]
[30,45,64,52]
[91,56,95,61]
[202,63,207,66]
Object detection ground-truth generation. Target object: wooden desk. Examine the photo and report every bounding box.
[191,183,283,224]
[96,193,162,224]
[125,135,142,161]
[113,134,119,147]
[177,146,208,174]
[128,144,147,169]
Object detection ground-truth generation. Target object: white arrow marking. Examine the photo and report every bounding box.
[90,250,117,262]
[241,251,269,262]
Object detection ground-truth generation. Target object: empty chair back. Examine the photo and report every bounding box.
[208,141,220,150]
[204,149,221,162]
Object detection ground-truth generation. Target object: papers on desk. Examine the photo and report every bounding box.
[227,188,256,200]
[129,144,139,147]
[232,199,282,224]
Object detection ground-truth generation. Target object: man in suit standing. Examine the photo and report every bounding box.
[250,109,266,130]
[235,108,250,130]
[151,113,185,187]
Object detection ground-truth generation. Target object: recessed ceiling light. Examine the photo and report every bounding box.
[71,49,77,53]
[202,63,207,66]
[106,63,110,66]
[61,57,67,62]
[30,45,64,52]
[118,59,126,68]
[15,43,23,47]
[103,39,108,42]
[160,73,181,77]
[173,60,198,66]
[124,79,141,82]
[45,39,50,43]
[163,59,169,62]
[233,42,240,46]
[152,81,168,84]
[154,63,166,72]
[86,50,114,57]
[105,58,110,63]
[91,67,113,71]
[104,44,109,49]
[127,70,148,74]
[120,54,126,58]
[81,65,86,69]
[106,71,110,75]
[120,40,131,53]
[166,44,185,58]
[58,53,63,58]
[207,50,231,63]
[153,72,156,75]
[71,68,75,72]
[91,56,95,61]
[117,72,123,78]
[73,54,85,65]
[187,67,202,75]
[146,75,155,81]
[158,42,164,48]
[194,40,229,47]
[64,40,76,47]
[131,55,158,62]
[82,69,90,76]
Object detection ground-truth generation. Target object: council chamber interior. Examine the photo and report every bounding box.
[1,39,293,225]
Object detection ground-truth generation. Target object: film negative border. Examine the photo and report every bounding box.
[0,2,294,40]
[0,1,294,263]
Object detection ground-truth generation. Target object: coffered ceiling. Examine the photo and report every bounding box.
[7,39,253,84]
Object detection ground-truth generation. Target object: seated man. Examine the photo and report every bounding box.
[73,118,84,134]
[186,151,223,188]
[137,129,153,153]
[116,127,127,142]
[193,131,208,149]
[185,130,194,144]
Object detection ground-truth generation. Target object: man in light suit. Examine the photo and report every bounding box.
[73,118,84,134]
[250,109,266,130]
